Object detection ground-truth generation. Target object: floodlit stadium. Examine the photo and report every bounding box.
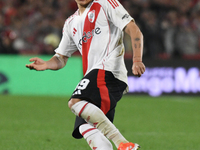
[0,0,200,150]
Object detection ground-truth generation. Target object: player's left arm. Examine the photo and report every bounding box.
[124,21,145,77]
[102,0,145,76]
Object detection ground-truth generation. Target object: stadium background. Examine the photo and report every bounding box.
[0,0,200,96]
[0,0,200,150]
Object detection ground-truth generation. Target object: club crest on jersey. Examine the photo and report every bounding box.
[88,10,95,23]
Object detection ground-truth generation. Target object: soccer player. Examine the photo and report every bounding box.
[26,0,145,149]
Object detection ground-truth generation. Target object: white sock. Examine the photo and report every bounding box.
[71,101,128,147]
[79,123,113,150]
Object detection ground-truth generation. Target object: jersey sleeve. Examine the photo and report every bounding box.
[100,0,134,31]
[54,20,77,57]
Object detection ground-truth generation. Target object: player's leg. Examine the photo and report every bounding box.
[72,116,113,150]
[79,123,113,150]
[70,100,140,150]
[78,108,120,150]
[69,99,128,148]
[69,69,140,149]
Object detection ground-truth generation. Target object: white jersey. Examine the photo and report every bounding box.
[55,0,133,86]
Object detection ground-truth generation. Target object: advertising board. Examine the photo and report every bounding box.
[0,55,82,96]
[1,55,199,97]
[126,59,200,96]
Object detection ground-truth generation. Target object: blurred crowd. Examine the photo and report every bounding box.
[0,0,200,59]
[0,0,77,55]
[123,0,200,59]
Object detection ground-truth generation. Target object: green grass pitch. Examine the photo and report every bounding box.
[0,95,200,150]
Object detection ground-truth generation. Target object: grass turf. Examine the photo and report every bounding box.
[0,95,200,150]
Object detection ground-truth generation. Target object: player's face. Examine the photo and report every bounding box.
[75,0,93,8]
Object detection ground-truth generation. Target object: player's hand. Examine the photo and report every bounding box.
[132,62,145,77]
[26,57,48,71]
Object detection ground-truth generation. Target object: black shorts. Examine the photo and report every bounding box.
[70,69,127,139]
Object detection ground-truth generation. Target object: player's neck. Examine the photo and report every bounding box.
[77,0,93,16]
[78,6,87,16]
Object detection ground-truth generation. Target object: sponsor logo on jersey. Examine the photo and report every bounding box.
[78,27,101,49]
[122,14,129,20]
[88,10,95,23]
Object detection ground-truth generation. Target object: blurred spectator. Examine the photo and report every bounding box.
[0,30,18,54]
[122,0,200,59]
[0,0,200,59]
[140,10,165,58]
[162,11,178,57]
[0,0,75,55]
[174,14,199,56]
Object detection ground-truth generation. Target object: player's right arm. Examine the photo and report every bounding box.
[26,53,68,71]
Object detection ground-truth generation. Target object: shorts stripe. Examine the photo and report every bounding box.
[97,70,110,114]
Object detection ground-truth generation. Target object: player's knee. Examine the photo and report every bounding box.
[68,98,81,109]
